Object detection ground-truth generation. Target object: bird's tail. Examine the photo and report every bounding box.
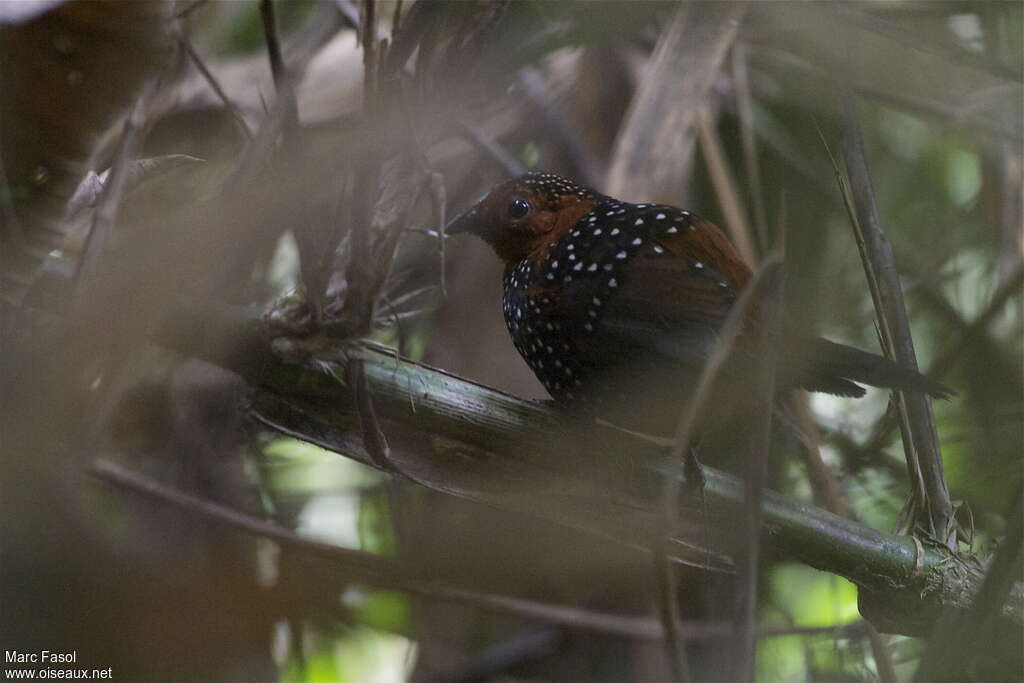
[797,337,955,399]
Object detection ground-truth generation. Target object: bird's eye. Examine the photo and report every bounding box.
[508,198,531,219]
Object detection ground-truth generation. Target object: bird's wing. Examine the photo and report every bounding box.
[589,213,752,369]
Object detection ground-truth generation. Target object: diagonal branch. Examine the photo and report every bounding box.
[149,299,1023,638]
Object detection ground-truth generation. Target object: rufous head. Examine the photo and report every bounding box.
[447,172,598,267]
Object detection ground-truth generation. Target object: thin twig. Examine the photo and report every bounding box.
[362,0,377,91]
[607,2,746,203]
[89,455,892,646]
[174,0,209,19]
[785,395,851,517]
[179,38,253,141]
[260,0,286,88]
[835,93,954,547]
[734,258,784,683]
[781,396,898,683]
[927,262,1023,380]
[73,50,180,291]
[391,0,403,37]
[346,353,396,473]
[697,109,758,265]
[259,0,300,137]
[427,172,447,296]
[88,458,657,640]
[336,0,383,335]
[731,43,770,253]
[843,260,1023,484]
[659,254,784,683]
[454,119,525,178]
[866,624,899,683]
[749,44,1021,142]
[832,3,1022,84]
[518,66,603,189]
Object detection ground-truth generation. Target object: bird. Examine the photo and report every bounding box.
[447,171,952,436]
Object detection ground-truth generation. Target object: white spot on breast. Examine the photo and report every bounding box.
[632,237,642,245]
[593,228,602,236]
[592,297,601,306]
[653,245,665,254]
[616,251,627,259]
[656,213,666,220]
[584,323,593,332]
[574,262,583,271]
[634,218,644,226]
[588,263,597,271]
[695,261,704,269]
[610,228,620,236]
[667,226,678,234]
[608,278,618,288]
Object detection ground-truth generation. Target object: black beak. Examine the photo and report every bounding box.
[445,206,480,236]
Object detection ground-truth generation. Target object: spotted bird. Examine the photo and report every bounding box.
[448,172,952,435]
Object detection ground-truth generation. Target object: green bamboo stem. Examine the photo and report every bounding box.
[158,301,1022,636]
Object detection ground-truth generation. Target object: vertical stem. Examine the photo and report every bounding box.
[732,43,769,253]
[260,0,286,87]
[658,257,783,683]
[733,264,783,683]
[340,0,381,335]
[838,93,954,547]
[697,110,758,265]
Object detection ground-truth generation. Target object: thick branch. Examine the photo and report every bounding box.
[154,300,1022,637]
